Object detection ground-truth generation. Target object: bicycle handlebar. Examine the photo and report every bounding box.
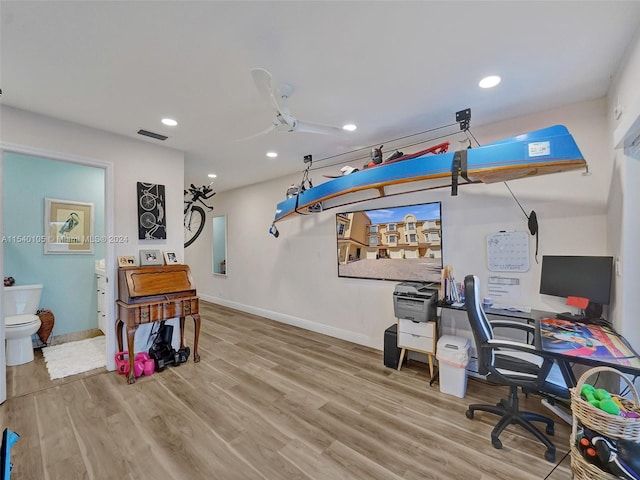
[185,184,215,201]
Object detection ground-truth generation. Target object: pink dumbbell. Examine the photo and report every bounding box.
[134,352,155,376]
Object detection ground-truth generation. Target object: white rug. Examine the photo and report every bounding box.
[42,336,106,380]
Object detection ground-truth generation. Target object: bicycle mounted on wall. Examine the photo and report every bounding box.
[184,182,215,247]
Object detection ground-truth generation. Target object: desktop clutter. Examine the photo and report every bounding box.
[440,265,463,304]
[571,367,640,480]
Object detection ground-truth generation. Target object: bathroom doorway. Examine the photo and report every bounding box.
[1,146,115,401]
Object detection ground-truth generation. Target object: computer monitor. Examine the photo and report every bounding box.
[539,255,613,321]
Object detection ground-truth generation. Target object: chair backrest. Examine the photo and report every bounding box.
[464,274,494,375]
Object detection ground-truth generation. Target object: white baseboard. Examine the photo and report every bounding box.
[199,294,380,350]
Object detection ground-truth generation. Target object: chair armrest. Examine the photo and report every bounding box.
[489,319,534,333]
[485,338,557,383]
[486,338,536,352]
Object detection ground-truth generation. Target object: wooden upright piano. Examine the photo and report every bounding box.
[116,264,201,384]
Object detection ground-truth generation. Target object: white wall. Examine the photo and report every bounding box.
[0,105,186,371]
[0,148,5,402]
[608,27,640,353]
[187,98,614,351]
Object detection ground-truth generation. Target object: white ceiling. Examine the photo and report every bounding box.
[2,1,639,192]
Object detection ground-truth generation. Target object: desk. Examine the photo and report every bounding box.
[116,265,202,384]
[441,302,552,323]
[116,297,201,377]
[439,302,640,385]
[536,317,640,379]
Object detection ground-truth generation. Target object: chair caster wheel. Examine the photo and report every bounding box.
[465,410,474,419]
[544,449,555,463]
[546,425,555,435]
[491,438,503,449]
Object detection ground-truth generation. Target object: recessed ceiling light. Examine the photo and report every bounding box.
[208,174,217,178]
[266,151,278,158]
[342,124,357,132]
[161,118,178,126]
[479,75,501,89]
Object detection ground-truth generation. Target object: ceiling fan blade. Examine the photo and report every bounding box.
[249,68,346,136]
[232,124,276,142]
[251,68,281,112]
[294,120,345,135]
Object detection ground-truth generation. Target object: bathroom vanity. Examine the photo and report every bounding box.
[95,260,107,334]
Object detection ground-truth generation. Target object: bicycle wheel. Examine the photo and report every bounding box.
[184,205,205,248]
[139,193,156,211]
[140,212,156,229]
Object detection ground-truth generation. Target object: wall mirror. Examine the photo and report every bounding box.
[212,215,227,275]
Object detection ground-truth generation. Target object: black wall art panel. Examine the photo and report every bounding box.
[137,182,167,240]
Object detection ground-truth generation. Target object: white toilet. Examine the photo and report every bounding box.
[4,284,43,366]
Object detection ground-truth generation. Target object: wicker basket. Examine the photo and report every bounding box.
[570,435,619,480]
[570,366,640,480]
[36,309,55,345]
[570,366,640,440]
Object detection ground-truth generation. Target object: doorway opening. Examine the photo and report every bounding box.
[1,145,115,401]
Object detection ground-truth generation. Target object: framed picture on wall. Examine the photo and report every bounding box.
[44,198,94,254]
[137,182,167,240]
[163,251,179,265]
[139,249,163,266]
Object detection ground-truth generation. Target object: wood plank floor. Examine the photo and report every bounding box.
[1,302,573,479]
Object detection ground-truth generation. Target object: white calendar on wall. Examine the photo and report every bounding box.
[486,231,530,272]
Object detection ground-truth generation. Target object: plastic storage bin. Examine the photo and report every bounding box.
[436,335,471,398]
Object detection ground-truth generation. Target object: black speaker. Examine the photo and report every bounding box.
[384,324,402,369]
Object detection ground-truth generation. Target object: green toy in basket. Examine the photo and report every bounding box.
[581,384,620,415]
[581,384,640,418]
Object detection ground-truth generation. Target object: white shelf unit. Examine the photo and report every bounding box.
[397,318,437,378]
[96,271,107,334]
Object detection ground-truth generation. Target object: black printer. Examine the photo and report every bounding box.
[393,281,438,322]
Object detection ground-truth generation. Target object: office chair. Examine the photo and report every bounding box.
[463,275,569,462]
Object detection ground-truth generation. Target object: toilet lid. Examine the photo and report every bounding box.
[5,314,40,327]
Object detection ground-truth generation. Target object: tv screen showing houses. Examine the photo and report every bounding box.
[336,201,443,283]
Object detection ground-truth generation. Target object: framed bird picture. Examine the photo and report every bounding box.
[44,198,94,254]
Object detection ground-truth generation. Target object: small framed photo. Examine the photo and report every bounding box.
[163,251,179,265]
[139,249,163,266]
[117,255,137,267]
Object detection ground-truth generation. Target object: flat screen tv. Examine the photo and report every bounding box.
[335,201,443,283]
